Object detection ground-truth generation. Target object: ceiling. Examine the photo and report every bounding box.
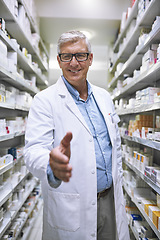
[34,0,131,88]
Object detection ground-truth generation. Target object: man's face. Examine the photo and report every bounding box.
[57,39,93,87]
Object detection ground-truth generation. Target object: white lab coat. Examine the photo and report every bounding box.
[24,77,130,240]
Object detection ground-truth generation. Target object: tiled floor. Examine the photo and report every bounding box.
[27,205,43,240]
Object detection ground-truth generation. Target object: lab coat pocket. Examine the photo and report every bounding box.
[48,190,80,232]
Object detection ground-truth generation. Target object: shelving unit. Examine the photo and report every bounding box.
[110,0,160,74]
[109,0,160,238]
[124,181,160,239]
[0,0,47,238]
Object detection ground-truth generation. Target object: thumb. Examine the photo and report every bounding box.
[61,132,73,148]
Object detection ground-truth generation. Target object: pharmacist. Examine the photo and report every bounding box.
[24,30,130,240]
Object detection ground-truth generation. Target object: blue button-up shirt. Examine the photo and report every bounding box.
[47,76,112,192]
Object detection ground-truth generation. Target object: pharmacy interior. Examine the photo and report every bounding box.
[0,0,160,239]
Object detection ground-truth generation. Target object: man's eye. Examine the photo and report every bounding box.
[63,54,71,59]
[77,54,85,58]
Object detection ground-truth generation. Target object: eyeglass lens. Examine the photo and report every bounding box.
[60,53,89,62]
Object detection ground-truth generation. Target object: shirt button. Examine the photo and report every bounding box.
[91,169,95,174]
[89,138,93,142]
[92,201,96,205]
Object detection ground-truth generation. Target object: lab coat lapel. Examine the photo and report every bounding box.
[92,87,115,147]
[56,77,91,135]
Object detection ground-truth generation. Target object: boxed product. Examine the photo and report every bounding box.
[151,169,160,185]
[152,210,160,229]
[144,166,160,179]
[130,213,143,226]
[141,199,157,216]
[140,154,152,173]
[148,205,160,220]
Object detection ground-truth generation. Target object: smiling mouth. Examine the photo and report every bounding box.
[69,69,81,73]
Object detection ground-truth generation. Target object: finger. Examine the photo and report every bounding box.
[60,132,73,148]
[50,161,72,172]
[55,170,72,182]
[50,148,69,163]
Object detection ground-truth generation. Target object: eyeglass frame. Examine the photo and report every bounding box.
[58,52,90,62]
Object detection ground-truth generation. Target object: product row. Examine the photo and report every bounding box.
[119,114,160,143]
[111,41,160,96]
[0,84,33,109]
[123,166,160,239]
[0,117,27,137]
[114,87,160,110]
[111,0,158,64]
[125,191,159,239]
[122,140,160,187]
[0,146,24,169]
[0,34,46,89]
[0,0,48,70]
[0,177,41,239]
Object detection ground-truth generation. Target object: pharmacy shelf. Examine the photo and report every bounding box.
[0,64,38,95]
[134,197,160,239]
[15,105,29,111]
[21,199,43,240]
[0,161,13,175]
[116,102,160,115]
[0,29,17,51]
[10,178,39,220]
[17,48,48,87]
[0,102,14,110]
[110,0,160,73]
[19,0,39,35]
[0,172,30,208]
[123,182,160,239]
[113,0,138,53]
[0,133,14,142]
[0,178,39,239]
[108,53,142,88]
[109,24,160,88]
[0,0,48,72]
[112,61,160,100]
[19,0,49,58]
[0,217,11,239]
[111,25,140,73]
[0,131,25,143]
[14,192,41,240]
[129,223,139,240]
[0,182,13,208]
[123,159,160,195]
[11,171,30,191]
[122,135,160,151]
[0,102,30,111]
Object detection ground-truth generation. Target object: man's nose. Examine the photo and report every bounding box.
[70,56,79,65]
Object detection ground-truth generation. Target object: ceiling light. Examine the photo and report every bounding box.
[77,29,95,40]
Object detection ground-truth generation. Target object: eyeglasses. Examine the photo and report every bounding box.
[59,53,89,62]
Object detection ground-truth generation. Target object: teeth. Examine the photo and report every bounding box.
[70,70,80,73]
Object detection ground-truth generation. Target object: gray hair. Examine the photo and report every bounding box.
[57,30,92,54]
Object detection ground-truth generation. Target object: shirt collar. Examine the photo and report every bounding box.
[62,75,93,101]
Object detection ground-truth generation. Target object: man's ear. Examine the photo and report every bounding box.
[57,55,62,68]
[89,53,93,66]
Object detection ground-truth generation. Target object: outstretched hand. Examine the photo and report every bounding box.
[49,132,73,182]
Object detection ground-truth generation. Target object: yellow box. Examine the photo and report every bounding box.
[153,211,160,229]
[145,203,157,216]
